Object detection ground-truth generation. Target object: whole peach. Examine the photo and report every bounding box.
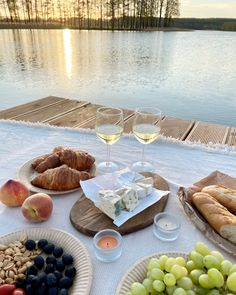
[21,193,53,222]
[0,179,30,207]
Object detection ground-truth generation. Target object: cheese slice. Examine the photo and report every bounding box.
[121,189,139,211]
[136,177,153,195]
[99,192,121,220]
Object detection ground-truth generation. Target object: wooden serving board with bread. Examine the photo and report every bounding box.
[70,172,169,236]
[178,170,236,257]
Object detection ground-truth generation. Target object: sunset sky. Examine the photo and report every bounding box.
[180,0,236,18]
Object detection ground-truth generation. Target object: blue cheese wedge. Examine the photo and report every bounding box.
[121,189,139,211]
[99,189,114,198]
[135,177,154,195]
[99,192,121,220]
[122,183,146,200]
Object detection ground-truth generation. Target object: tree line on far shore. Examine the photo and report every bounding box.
[0,0,180,30]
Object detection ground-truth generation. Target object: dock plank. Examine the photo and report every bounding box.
[226,128,236,146]
[13,100,89,123]
[0,96,64,119]
[160,116,194,140]
[186,121,229,144]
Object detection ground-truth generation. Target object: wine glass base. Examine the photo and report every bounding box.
[97,161,119,174]
[131,161,154,173]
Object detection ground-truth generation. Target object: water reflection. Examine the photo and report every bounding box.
[0,30,235,126]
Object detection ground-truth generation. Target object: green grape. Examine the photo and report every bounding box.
[148,258,161,271]
[198,274,214,289]
[206,289,220,295]
[195,287,208,295]
[142,278,153,293]
[171,264,184,280]
[153,280,165,292]
[190,251,204,269]
[147,271,152,279]
[221,260,233,276]
[195,242,210,256]
[125,292,132,295]
[229,264,236,274]
[186,260,196,272]
[203,255,220,270]
[186,290,196,295]
[165,258,177,272]
[131,282,147,295]
[176,257,186,267]
[151,268,165,280]
[180,266,188,277]
[166,286,177,295]
[207,268,224,288]
[164,273,177,287]
[150,288,158,295]
[173,287,187,295]
[190,269,205,285]
[226,272,236,292]
[159,255,168,270]
[210,251,224,263]
[177,277,193,290]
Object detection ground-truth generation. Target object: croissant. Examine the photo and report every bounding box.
[32,153,51,169]
[34,153,61,173]
[57,149,95,171]
[31,165,90,190]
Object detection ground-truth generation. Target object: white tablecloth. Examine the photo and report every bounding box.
[0,120,236,294]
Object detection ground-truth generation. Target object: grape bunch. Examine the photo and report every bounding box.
[125,242,236,295]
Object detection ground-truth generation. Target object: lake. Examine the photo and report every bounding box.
[0,29,235,126]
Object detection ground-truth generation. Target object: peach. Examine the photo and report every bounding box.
[21,193,53,222]
[0,179,30,207]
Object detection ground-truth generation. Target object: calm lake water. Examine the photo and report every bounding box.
[0,29,236,126]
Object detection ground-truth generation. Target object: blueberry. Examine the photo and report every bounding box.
[56,259,65,272]
[53,247,64,258]
[48,287,59,295]
[25,239,36,250]
[27,265,38,276]
[34,255,45,269]
[38,272,47,284]
[59,289,68,295]
[26,274,36,284]
[54,271,63,282]
[31,275,40,286]
[46,273,57,287]
[46,255,57,265]
[62,254,73,265]
[15,278,26,288]
[65,266,76,278]
[25,284,34,295]
[43,243,55,254]
[45,263,55,273]
[35,282,47,295]
[37,239,48,249]
[59,276,73,289]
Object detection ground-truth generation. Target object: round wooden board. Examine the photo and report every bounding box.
[70,172,169,236]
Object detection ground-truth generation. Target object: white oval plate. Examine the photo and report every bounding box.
[0,227,92,295]
[115,252,188,295]
[17,156,96,195]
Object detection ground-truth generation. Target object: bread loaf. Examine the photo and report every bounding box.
[191,192,236,244]
[202,185,236,215]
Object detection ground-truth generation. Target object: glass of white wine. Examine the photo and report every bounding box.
[132,107,162,173]
[95,107,124,173]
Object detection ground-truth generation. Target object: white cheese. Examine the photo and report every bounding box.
[135,177,153,195]
[121,189,139,211]
[99,192,121,220]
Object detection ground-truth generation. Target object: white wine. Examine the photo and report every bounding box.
[96,124,123,144]
[133,124,160,144]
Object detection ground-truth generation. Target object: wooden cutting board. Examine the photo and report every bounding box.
[70,172,169,236]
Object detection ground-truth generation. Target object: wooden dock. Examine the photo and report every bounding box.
[0,96,235,146]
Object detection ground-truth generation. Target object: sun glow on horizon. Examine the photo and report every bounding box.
[63,29,72,79]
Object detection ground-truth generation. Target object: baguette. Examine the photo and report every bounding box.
[191,192,236,244]
[202,185,236,215]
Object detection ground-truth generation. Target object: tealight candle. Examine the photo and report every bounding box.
[93,229,122,262]
[153,212,181,241]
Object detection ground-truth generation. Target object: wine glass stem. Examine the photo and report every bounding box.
[106,143,111,166]
[141,144,146,164]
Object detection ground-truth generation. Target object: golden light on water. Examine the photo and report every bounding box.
[63,29,72,79]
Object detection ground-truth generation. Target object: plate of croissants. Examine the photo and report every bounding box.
[18,146,96,195]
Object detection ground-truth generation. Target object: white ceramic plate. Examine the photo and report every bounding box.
[115,252,188,295]
[0,227,92,295]
[17,156,96,195]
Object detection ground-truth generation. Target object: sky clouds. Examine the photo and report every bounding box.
[180,0,236,18]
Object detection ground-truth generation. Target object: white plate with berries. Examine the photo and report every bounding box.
[0,227,92,295]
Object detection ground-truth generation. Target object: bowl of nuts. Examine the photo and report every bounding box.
[0,227,92,295]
